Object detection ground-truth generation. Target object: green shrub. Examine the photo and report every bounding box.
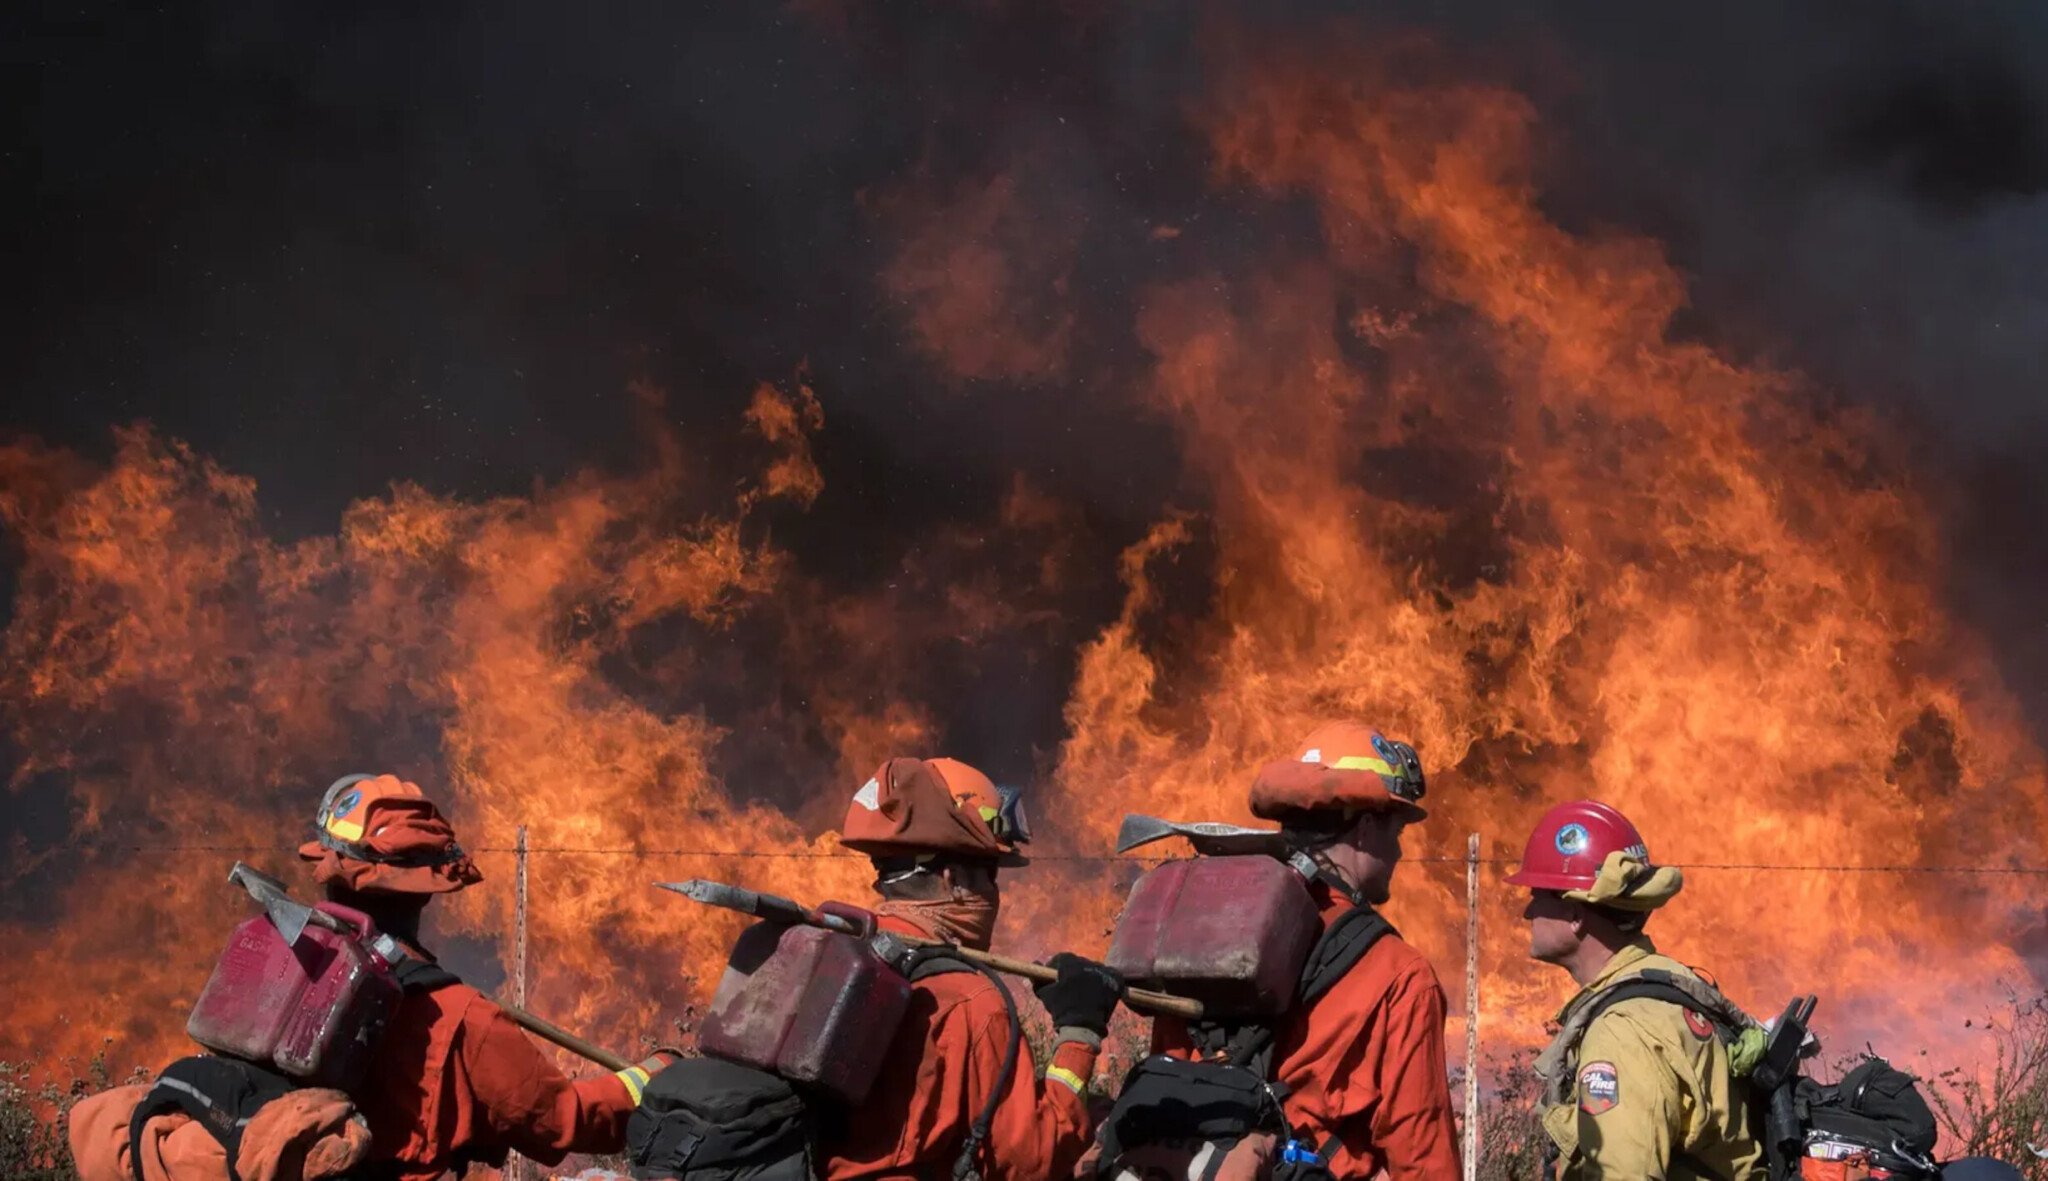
[1,1042,150,1181]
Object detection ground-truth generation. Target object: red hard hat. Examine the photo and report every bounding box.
[1504,800,1649,892]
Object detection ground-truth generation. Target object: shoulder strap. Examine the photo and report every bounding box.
[1297,903,1394,1006]
[904,948,976,982]
[391,956,462,993]
[889,944,1021,1180]
[1578,973,1724,1032]
[1537,968,1747,1106]
[942,957,1022,1181]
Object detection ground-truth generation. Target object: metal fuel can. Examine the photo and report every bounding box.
[697,921,913,1103]
[1106,855,1322,1017]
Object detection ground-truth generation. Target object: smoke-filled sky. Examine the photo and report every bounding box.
[8,0,2048,778]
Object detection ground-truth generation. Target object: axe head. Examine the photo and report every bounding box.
[656,880,862,935]
[226,861,318,947]
[1115,814,1289,857]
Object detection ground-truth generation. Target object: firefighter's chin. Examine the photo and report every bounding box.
[1319,844,1396,905]
[1526,916,1579,965]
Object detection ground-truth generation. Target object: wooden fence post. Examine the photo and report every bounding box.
[1465,832,1481,1181]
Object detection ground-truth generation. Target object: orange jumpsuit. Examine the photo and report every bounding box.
[822,915,1101,1181]
[355,979,635,1180]
[1155,885,1462,1181]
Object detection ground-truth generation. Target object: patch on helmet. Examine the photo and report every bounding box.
[331,788,363,820]
[1685,1009,1715,1039]
[1555,823,1591,856]
[1301,748,1321,764]
[853,778,882,811]
[1579,1061,1619,1115]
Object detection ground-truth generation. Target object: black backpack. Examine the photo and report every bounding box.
[1550,978,1943,1181]
[1795,1057,1940,1178]
[127,958,461,1181]
[629,950,1021,1181]
[1093,903,1393,1181]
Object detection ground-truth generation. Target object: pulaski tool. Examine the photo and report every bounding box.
[657,878,1205,1019]
[1114,813,1291,857]
[223,861,635,1072]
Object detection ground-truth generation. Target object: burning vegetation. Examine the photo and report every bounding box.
[4,7,2047,1173]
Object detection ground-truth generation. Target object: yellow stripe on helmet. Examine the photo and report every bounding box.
[1329,755,1397,776]
[324,815,367,841]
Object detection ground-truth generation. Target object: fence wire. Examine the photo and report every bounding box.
[24,839,2048,875]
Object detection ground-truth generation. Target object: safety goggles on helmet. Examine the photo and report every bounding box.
[1371,734,1427,803]
[985,783,1032,847]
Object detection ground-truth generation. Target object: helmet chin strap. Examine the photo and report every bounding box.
[1284,841,1367,907]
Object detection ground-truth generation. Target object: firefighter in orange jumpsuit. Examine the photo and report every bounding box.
[292,773,668,1180]
[821,756,1124,1181]
[1148,722,1462,1180]
[71,773,660,1181]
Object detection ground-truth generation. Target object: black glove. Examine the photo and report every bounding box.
[1033,952,1124,1035]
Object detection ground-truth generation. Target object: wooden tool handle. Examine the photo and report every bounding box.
[497,1000,635,1073]
[899,936,1205,1020]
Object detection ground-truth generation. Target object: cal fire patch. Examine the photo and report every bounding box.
[1685,1009,1715,1040]
[1579,1061,1620,1115]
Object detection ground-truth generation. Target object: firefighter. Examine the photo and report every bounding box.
[1147,721,1463,1180]
[821,756,1123,1181]
[1509,799,1762,1180]
[294,773,668,1179]
[70,773,661,1181]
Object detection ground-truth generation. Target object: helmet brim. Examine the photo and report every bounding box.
[1504,867,1595,892]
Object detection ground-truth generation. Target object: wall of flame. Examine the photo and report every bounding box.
[1,31,2043,1091]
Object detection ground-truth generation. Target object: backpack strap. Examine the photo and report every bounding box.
[1274,1133,1343,1181]
[1297,903,1393,1006]
[1536,968,1749,1106]
[127,1056,296,1181]
[899,948,1023,1181]
[1578,975,1727,1036]
[390,956,462,993]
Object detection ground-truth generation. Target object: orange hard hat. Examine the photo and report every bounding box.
[296,773,483,895]
[838,757,1030,866]
[1249,721,1428,823]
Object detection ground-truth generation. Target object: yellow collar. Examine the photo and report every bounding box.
[1555,938,1659,1023]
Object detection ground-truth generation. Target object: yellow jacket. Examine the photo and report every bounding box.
[1537,940,1764,1181]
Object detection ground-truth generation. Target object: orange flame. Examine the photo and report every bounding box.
[1,33,2043,1102]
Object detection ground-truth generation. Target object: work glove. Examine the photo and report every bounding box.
[616,1049,682,1106]
[1033,953,1124,1037]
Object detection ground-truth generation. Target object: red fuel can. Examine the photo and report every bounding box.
[185,903,401,1089]
[697,922,912,1103]
[1106,855,1323,1018]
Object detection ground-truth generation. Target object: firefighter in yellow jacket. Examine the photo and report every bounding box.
[1509,800,1764,1181]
